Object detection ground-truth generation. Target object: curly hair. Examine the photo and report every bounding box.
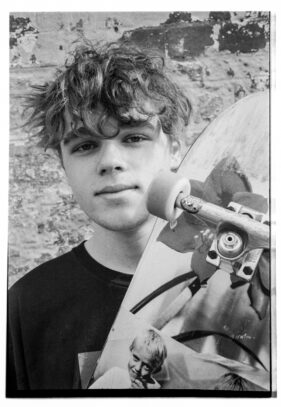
[24,41,192,152]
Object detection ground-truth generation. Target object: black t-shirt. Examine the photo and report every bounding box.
[7,242,132,392]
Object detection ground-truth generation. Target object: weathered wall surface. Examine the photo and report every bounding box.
[122,22,214,59]
[9,12,270,286]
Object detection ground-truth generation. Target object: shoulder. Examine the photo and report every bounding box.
[107,367,127,376]
[9,245,81,300]
[97,367,126,379]
[90,367,128,389]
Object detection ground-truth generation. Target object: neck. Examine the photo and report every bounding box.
[85,219,155,275]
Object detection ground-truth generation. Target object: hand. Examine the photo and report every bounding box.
[131,378,147,389]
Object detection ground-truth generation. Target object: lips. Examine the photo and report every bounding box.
[95,184,138,196]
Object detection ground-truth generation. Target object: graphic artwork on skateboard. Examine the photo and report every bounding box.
[84,91,272,392]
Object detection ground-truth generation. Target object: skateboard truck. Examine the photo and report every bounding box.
[205,202,268,281]
[179,198,267,281]
[147,171,269,282]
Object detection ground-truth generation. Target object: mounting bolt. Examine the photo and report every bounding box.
[243,266,253,275]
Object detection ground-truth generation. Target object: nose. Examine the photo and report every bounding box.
[96,140,127,176]
[134,361,142,373]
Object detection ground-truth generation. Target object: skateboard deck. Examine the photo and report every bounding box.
[88,91,272,392]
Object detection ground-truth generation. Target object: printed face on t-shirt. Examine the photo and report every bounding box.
[127,341,158,384]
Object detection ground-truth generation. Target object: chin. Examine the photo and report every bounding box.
[90,210,154,232]
[97,219,148,232]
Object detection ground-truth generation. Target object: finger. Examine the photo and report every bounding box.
[133,379,145,388]
[131,380,139,388]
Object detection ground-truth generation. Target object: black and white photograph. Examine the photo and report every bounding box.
[6,6,275,397]
[85,307,270,390]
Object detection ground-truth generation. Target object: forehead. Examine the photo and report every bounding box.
[63,103,161,141]
[132,340,155,363]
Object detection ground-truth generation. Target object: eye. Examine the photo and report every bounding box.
[142,365,151,373]
[124,135,148,144]
[72,141,98,153]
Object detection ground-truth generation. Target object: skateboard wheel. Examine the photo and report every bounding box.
[147,171,190,221]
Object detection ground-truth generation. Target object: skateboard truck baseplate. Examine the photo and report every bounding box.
[179,197,268,282]
[206,202,267,281]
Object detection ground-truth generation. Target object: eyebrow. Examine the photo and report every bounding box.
[62,120,160,145]
[132,352,153,369]
[62,127,95,145]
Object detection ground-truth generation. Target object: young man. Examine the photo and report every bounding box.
[7,42,191,392]
[89,329,167,389]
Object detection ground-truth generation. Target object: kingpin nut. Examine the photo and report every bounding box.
[217,231,244,259]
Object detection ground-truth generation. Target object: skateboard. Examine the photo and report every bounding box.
[89,91,272,392]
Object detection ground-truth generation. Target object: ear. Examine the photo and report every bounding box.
[169,139,182,171]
